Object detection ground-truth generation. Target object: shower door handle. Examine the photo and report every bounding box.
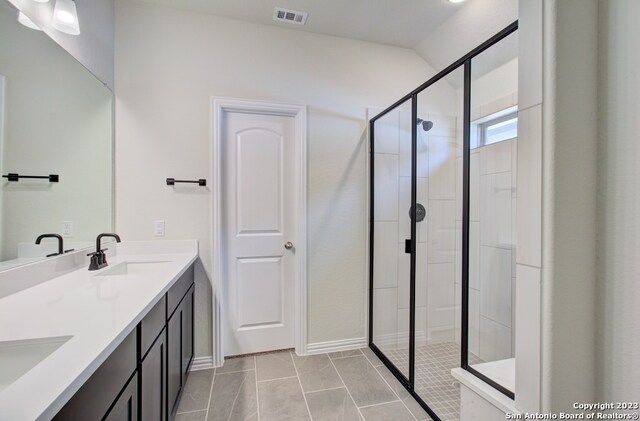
[404,239,412,254]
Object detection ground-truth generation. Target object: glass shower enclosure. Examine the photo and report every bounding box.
[368,22,518,421]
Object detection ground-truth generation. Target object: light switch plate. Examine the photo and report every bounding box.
[154,220,165,237]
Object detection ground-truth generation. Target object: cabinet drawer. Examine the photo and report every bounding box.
[139,295,166,358]
[167,264,194,318]
[54,330,136,420]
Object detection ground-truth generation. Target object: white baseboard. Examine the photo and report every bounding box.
[305,337,367,355]
[190,356,215,371]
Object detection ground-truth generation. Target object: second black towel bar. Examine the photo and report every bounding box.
[166,178,206,187]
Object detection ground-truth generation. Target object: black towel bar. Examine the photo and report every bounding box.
[3,173,59,182]
[166,178,206,187]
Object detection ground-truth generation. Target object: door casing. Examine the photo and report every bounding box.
[211,97,307,367]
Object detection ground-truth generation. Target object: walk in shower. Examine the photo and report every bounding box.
[369,23,519,421]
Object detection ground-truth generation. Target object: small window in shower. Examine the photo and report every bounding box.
[477,110,518,146]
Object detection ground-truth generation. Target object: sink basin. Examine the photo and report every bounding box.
[94,261,171,277]
[0,335,73,392]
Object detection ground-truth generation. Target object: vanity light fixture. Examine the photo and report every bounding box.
[52,0,80,35]
[448,0,466,3]
[17,11,43,30]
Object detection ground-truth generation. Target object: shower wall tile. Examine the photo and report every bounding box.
[454,220,480,291]
[428,137,456,200]
[397,244,410,309]
[470,152,480,222]
[479,246,513,328]
[428,200,456,263]
[478,316,512,362]
[480,139,512,175]
[373,221,399,289]
[398,176,428,243]
[515,264,541,412]
[511,140,518,197]
[373,288,398,346]
[397,242,427,310]
[415,241,428,307]
[373,110,400,154]
[373,153,399,222]
[397,306,427,346]
[428,114,457,138]
[516,105,542,267]
[480,94,516,119]
[455,283,461,342]
[469,221,480,290]
[426,263,455,330]
[456,156,463,221]
[480,172,512,248]
[469,289,480,355]
[398,125,429,178]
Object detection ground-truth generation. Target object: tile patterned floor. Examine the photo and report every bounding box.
[384,342,483,421]
[175,348,432,421]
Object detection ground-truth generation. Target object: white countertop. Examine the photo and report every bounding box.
[0,240,198,421]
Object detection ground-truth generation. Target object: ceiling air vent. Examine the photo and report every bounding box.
[273,7,308,25]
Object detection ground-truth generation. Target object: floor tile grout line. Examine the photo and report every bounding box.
[226,369,249,421]
[204,367,216,421]
[176,409,208,415]
[256,375,299,383]
[254,356,261,421]
[358,399,401,410]
[327,349,364,360]
[303,385,348,395]
[290,351,314,421]
[215,368,255,375]
[372,363,419,421]
[327,353,367,421]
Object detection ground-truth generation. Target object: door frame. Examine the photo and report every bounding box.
[211,97,308,367]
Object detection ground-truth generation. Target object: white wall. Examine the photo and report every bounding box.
[597,0,640,404]
[0,5,113,260]
[7,0,115,88]
[414,0,518,73]
[114,0,440,358]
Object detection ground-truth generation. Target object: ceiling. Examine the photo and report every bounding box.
[134,0,466,48]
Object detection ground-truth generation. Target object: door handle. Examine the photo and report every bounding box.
[284,242,294,250]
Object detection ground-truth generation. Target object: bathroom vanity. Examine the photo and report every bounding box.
[0,241,198,421]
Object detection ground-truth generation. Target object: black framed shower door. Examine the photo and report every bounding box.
[368,21,518,421]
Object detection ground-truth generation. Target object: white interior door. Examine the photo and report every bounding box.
[223,111,296,356]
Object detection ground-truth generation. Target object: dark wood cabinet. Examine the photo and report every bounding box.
[167,284,195,420]
[104,374,139,421]
[140,329,167,421]
[182,289,194,375]
[53,263,195,421]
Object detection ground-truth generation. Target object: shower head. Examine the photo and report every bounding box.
[416,118,434,132]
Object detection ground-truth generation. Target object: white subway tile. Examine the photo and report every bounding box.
[516,105,542,266]
[373,221,399,289]
[373,153,399,221]
[373,110,399,154]
[480,172,513,248]
[479,246,513,327]
[515,264,541,412]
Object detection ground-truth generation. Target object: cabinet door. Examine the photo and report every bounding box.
[182,289,194,375]
[104,373,138,421]
[167,308,182,419]
[140,329,166,421]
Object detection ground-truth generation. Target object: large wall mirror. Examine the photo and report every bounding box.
[0,0,113,270]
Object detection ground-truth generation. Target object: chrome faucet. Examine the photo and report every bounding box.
[35,233,67,257]
[88,233,121,271]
